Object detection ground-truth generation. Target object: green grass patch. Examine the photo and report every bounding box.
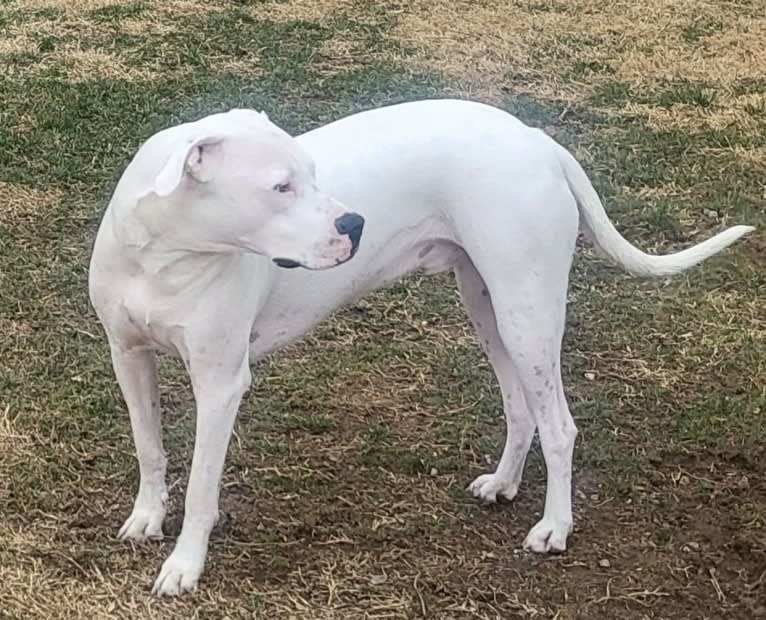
[89,1,150,21]
[681,18,724,44]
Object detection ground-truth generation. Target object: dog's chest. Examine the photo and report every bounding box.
[116,279,189,357]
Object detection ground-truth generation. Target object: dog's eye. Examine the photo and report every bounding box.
[273,182,291,193]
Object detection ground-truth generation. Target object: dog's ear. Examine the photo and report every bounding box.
[153,135,225,198]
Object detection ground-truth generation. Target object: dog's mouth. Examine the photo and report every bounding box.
[272,257,302,269]
[273,252,357,271]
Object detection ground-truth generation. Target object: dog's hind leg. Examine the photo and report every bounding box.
[471,252,578,553]
[454,176,580,552]
[455,253,536,503]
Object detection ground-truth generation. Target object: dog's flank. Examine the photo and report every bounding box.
[89,98,753,596]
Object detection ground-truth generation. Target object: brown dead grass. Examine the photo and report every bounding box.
[0,519,555,620]
[0,182,64,224]
[244,0,356,23]
[616,14,766,85]
[49,45,161,81]
[0,1,227,81]
[393,0,766,132]
[310,35,392,78]
[618,102,759,132]
[17,0,352,22]
[311,38,361,76]
[732,144,766,165]
[14,0,116,9]
[0,404,30,453]
[394,1,573,101]
[0,32,35,55]
[0,13,160,81]
[15,0,214,14]
[0,527,230,620]
[120,17,177,38]
[566,271,766,401]
[0,405,35,511]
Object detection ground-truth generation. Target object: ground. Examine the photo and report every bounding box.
[0,1,764,618]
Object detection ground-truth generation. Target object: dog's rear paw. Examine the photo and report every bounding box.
[523,517,571,553]
[118,507,165,541]
[467,473,519,503]
[152,552,203,597]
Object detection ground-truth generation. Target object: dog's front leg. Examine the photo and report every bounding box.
[111,347,167,541]
[151,346,251,597]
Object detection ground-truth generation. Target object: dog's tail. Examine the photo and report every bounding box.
[555,143,754,277]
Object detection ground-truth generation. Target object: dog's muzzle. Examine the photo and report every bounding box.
[334,212,365,257]
[272,212,365,270]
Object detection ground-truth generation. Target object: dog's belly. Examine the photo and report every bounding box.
[249,237,462,360]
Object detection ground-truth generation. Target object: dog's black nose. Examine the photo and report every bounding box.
[334,212,365,254]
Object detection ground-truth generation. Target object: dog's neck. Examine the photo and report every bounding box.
[98,198,262,301]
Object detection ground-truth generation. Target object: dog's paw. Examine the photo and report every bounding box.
[118,507,165,541]
[151,552,204,597]
[523,517,572,553]
[467,473,519,503]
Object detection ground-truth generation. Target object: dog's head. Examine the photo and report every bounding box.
[136,109,363,270]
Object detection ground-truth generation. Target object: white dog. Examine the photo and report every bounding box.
[88,99,753,596]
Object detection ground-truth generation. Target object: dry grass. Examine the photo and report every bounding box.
[0,32,35,55]
[0,404,30,454]
[13,0,118,9]
[618,101,758,131]
[0,13,157,81]
[0,182,64,224]
[14,0,215,14]
[120,17,178,37]
[46,45,161,81]
[0,406,34,518]
[393,1,573,101]
[731,144,766,165]
[393,0,766,133]
[311,37,362,76]
[616,14,766,85]
[0,525,232,620]
[0,1,229,81]
[244,0,356,23]
[311,36,393,77]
